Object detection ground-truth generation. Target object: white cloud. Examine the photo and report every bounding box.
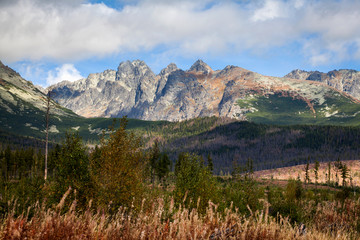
[0,0,360,67]
[309,53,332,66]
[251,0,283,22]
[294,0,304,9]
[46,64,83,85]
[19,62,45,80]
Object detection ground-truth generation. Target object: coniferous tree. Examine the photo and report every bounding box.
[91,117,145,211]
[0,150,4,180]
[4,146,12,180]
[51,132,92,208]
[304,159,310,184]
[33,149,44,178]
[175,152,186,176]
[314,160,320,185]
[24,148,34,178]
[207,153,213,174]
[89,145,102,178]
[327,161,331,185]
[246,157,254,179]
[174,152,217,213]
[48,144,61,177]
[341,163,349,187]
[149,140,160,185]
[157,153,171,184]
[334,158,343,186]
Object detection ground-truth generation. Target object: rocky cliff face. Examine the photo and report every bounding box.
[285,69,360,99]
[48,60,360,121]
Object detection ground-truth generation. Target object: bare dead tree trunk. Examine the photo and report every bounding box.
[45,91,50,181]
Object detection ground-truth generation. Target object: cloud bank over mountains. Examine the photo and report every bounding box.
[1,0,360,67]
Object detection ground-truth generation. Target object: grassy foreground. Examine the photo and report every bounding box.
[1,190,359,240]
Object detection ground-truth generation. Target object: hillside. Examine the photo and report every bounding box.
[140,117,360,173]
[49,60,360,125]
[0,61,164,143]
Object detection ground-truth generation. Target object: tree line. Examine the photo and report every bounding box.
[155,121,360,173]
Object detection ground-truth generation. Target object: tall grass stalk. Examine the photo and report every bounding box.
[0,191,358,239]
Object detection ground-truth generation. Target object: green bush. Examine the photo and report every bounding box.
[285,179,303,202]
[173,153,218,213]
[221,179,264,214]
[267,180,304,224]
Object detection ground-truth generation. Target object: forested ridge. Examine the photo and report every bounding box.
[2,117,360,175]
[143,117,360,173]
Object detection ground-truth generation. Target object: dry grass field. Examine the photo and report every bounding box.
[254,160,360,187]
[1,196,359,240]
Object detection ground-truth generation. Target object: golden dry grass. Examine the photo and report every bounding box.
[254,160,360,186]
[1,195,359,240]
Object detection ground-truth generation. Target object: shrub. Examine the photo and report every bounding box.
[173,152,218,213]
[221,178,264,214]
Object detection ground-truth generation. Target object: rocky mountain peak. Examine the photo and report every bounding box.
[307,71,325,81]
[0,61,20,77]
[160,63,178,76]
[285,69,311,80]
[116,60,153,81]
[189,59,212,74]
[115,60,156,94]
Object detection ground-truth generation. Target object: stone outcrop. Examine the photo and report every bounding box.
[285,69,360,99]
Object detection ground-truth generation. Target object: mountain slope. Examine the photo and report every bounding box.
[0,61,162,142]
[285,69,360,100]
[0,61,77,138]
[49,60,360,125]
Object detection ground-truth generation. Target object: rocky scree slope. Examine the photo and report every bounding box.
[285,69,360,100]
[48,60,360,123]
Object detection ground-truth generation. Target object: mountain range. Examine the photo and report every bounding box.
[2,58,360,143]
[48,60,360,125]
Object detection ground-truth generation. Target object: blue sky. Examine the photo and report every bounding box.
[1,0,360,87]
